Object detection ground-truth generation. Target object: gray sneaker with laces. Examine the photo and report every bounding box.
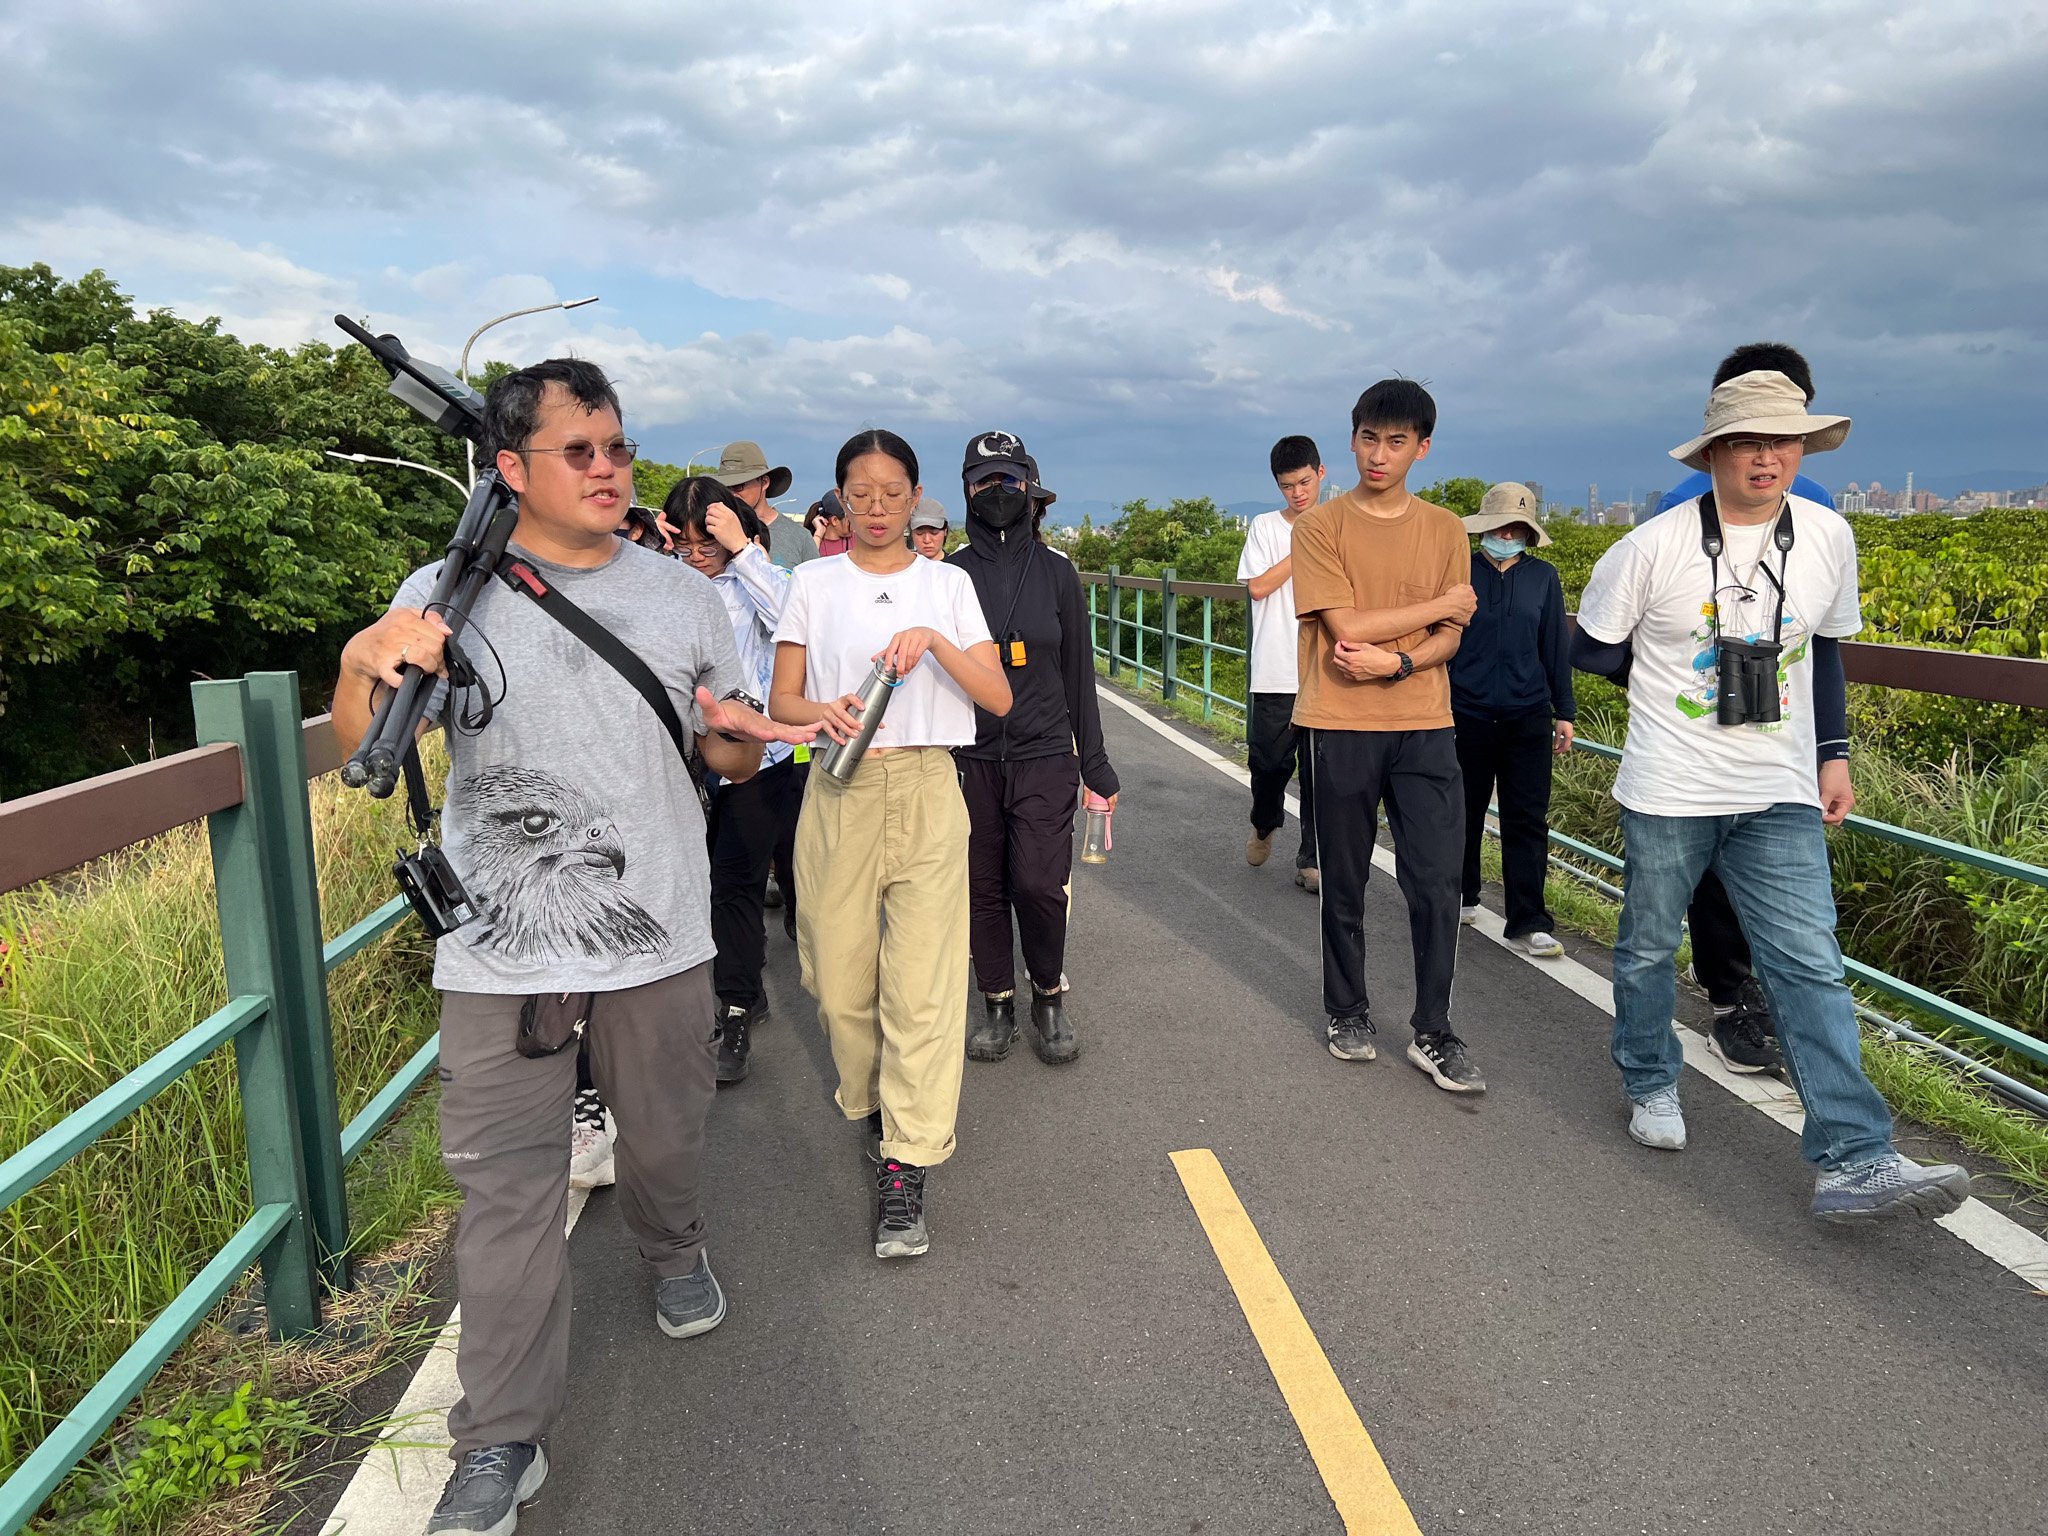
[1812,1152,1970,1223]
[427,1442,547,1536]
[654,1252,727,1339]
[1628,1086,1687,1150]
[1325,1014,1377,1061]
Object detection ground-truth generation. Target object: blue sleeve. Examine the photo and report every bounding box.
[1570,624,1633,687]
[1814,635,1847,762]
[1541,566,1576,720]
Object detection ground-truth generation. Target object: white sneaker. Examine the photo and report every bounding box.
[1627,1087,1687,1151]
[1521,931,1564,958]
[569,1116,615,1189]
[1459,904,1480,926]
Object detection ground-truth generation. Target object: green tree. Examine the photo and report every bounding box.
[1417,476,1486,518]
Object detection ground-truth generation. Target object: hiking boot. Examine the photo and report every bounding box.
[426,1442,547,1535]
[1520,930,1563,958]
[715,1003,755,1085]
[1247,828,1274,866]
[1295,866,1320,894]
[1627,1086,1687,1150]
[1325,1014,1377,1061]
[875,1158,929,1258]
[654,1252,727,1338]
[763,873,784,909]
[1459,904,1481,926]
[1812,1152,1970,1223]
[1408,1031,1485,1093]
[1707,992,1780,1074]
[1030,988,1078,1064]
[568,1089,613,1191]
[968,994,1018,1061]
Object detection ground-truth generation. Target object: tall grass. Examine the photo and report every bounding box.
[0,769,444,1482]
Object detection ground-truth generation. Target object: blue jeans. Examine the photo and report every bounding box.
[1613,804,1894,1171]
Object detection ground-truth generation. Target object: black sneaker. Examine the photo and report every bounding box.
[1707,987,1780,1074]
[654,1251,727,1339]
[1740,974,1777,1037]
[427,1442,548,1535]
[716,1004,755,1084]
[875,1158,929,1258]
[1325,1014,1377,1061]
[1407,1031,1485,1093]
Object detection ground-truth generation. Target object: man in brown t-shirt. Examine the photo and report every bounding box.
[1292,379,1485,1091]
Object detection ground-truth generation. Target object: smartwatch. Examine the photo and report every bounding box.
[716,688,764,742]
[1394,651,1414,681]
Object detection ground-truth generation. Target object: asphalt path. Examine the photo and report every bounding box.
[518,693,2047,1536]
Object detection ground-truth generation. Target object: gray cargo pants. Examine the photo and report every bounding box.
[438,962,719,1458]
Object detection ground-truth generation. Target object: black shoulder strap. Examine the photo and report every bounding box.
[497,557,710,807]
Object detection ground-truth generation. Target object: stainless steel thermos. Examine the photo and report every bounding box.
[816,661,902,781]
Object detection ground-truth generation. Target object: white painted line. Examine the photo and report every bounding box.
[1096,682,2048,1292]
[320,1186,592,1535]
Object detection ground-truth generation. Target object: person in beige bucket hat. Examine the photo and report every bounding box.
[1569,353,1970,1223]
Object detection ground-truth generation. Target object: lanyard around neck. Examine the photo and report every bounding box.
[1698,491,1794,642]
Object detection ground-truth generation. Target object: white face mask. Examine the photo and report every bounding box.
[1480,532,1527,559]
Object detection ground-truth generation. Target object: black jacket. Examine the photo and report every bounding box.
[948,513,1119,796]
[1448,550,1576,723]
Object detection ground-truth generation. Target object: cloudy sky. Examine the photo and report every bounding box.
[5,1,2045,516]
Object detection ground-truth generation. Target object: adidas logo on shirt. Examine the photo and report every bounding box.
[875,592,893,603]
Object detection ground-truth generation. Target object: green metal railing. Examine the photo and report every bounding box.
[1088,565,1249,721]
[1079,571,2048,1098]
[0,673,426,1533]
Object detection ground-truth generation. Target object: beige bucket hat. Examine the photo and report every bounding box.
[1669,369,1851,472]
[1461,482,1551,546]
[712,440,794,498]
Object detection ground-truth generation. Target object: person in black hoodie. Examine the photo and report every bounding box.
[949,430,1120,1064]
[1449,483,1575,957]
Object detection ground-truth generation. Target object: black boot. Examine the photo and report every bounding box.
[967,994,1018,1062]
[716,1003,754,1084]
[1030,987,1078,1065]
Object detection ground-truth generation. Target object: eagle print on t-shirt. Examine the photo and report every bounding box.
[455,765,668,962]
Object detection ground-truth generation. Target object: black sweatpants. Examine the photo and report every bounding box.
[1312,727,1464,1032]
[1688,868,1756,1006]
[1454,710,1556,938]
[959,753,1082,995]
[1248,691,1318,868]
[708,755,802,1011]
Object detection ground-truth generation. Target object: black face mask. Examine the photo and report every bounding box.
[970,481,1032,531]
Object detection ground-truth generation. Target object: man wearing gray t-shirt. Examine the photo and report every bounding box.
[334,361,810,1536]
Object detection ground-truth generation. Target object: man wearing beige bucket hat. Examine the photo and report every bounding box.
[1572,366,1968,1222]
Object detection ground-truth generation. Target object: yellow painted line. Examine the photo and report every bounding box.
[1171,1148,1424,1535]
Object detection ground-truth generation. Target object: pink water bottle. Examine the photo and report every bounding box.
[1081,791,1113,864]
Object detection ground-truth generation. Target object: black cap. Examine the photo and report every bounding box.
[961,429,1056,506]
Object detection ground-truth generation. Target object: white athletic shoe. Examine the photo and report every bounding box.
[1521,931,1564,958]
[569,1115,615,1190]
[1459,904,1481,926]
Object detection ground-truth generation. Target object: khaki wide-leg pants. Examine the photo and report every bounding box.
[795,746,970,1167]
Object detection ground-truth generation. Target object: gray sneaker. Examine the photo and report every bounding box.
[654,1253,727,1339]
[1628,1086,1687,1150]
[1812,1152,1970,1224]
[427,1442,547,1536]
[1325,1014,1377,1061]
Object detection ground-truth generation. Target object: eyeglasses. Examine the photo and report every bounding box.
[522,437,639,470]
[1716,435,1805,459]
[971,473,1027,492]
[841,488,913,511]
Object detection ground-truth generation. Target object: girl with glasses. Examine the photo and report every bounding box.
[769,429,1012,1259]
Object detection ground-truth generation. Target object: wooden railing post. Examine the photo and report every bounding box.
[191,679,322,1337]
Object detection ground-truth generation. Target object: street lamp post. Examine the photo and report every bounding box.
[325,449,470,495]
[458,296,600,485]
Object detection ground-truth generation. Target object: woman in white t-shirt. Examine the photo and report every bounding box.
[770,429,1011,1261]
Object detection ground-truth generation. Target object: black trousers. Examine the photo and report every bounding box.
[1248,691,1318,867]
[958,753,1081,995]
[708,755,802,1011]
[1312,727,1463,1032]
[1454,711,1556,938]
[1689,868,1756,1006]
[770,755,811,935]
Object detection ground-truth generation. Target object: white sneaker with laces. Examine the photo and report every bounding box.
[1522,930,1564,957]
[569,1115,615,1189]
[1628,1087,1687,1151]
